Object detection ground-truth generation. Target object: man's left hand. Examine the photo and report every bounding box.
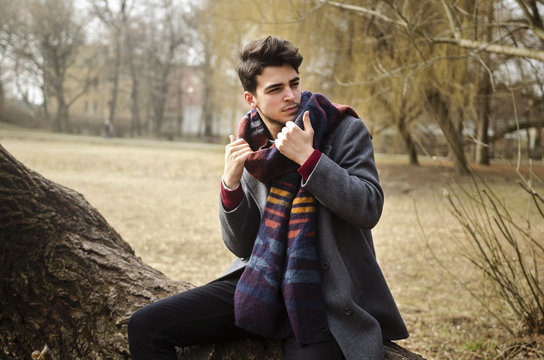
[275,111,315,165]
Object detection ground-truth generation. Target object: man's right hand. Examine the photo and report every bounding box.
[222,135,252,189]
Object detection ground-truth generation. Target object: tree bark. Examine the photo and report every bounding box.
[108,36,122,137]
[127,35,142,137]
[397,113,419,166]
[53,80,70,133]
[152,57,173,137]
[129,67,142,137]
[0,144,190,359]
[200,38,214,138]
[529,126,543,160]
[176,84,185,137]
[177,340,425,360]
[0,145,424,360]
[475,82,491,165]
[475,1,494,166]
[0,77,4,116]
[427,91,470,175]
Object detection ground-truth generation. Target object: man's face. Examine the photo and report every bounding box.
[245,64,302,137]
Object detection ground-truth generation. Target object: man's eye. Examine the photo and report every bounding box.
[290,82,299,88]
[268,88,280,93]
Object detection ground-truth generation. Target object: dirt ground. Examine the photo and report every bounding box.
[1,131,543,359]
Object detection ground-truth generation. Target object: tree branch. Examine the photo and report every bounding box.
[441,0,462,40]
[514,0,544,40]
[319,0,408,27]
[432,36,544,62]
[322,0,544,62]
[489,118,544,143]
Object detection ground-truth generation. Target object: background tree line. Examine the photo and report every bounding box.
[0,0,543,172]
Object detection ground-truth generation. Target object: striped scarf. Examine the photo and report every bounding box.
[233,91,357,343]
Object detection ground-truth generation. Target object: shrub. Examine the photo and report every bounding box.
[446,168,544,335]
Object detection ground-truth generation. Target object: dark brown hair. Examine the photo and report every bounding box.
[237,36,303,94]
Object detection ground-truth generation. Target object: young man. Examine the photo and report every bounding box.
[128,36,408,360]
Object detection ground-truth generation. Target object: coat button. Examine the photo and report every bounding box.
[321,261,330,271]
[343,307,352,316]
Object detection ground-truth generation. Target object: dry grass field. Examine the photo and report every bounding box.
[1,127,543,359]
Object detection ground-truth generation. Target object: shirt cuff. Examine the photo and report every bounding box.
[220,178,245,211]
[297,149,322,180]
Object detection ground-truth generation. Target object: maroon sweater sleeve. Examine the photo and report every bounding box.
[297,149,322,180]
[220,180,245,211]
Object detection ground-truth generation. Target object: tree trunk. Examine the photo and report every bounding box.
[108,36,122,138]
[475,64,492,165]
[177,339,425,360]
[127,36,141,137]
[0,144,190,359]
[475,1,493,166]
[452,114,468,176]
[201,48,214,137]
[40,78,51,123]
[475,92,491,165]
[130,75,142,137]
[176,72,184,137]
[427,92,469,175]
[529,126,543,160]
[0,76,4,116]
[397,114,419,166]
[201,84,213,137]
[153,63,171,137]
[55,95,71,134]
[0,145,424,360]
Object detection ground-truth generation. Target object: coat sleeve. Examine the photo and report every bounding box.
[302,117,384,230]
[219,180,261,259]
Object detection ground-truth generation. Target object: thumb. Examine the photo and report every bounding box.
[229,134,236,143]
[303,111,313,132]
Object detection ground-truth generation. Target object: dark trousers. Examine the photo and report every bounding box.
[128,269,344,360]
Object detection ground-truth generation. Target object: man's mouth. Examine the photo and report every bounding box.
[282,104,298,114]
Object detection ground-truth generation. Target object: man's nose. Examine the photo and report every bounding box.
[284,87,295,101]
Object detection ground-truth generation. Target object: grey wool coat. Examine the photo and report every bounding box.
[219,115,409,360]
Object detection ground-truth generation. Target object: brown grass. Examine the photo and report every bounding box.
[2,130,543,359]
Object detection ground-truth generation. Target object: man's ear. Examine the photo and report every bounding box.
[244,92,257,108]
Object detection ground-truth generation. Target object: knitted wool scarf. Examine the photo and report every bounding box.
[233,91,357,344]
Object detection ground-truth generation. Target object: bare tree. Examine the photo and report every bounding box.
[198,18,215,137]
[12,0,95,132]
[91,0,133,137]
[143,0,189,137]
[126,18,145,136]
[173,66,185,136]
[0,0,19,116]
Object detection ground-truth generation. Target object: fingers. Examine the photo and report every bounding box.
[226,137,249,151]
[225,136,251,157]
[278,121,298,140]
[226,148,252,169]
[223,136,252,189]
[228,135,247,146]
[225,136,251,166]
[303,111,313,131]
[275,111,315,165]
[279,112,312,137]
[285,121,296,130]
